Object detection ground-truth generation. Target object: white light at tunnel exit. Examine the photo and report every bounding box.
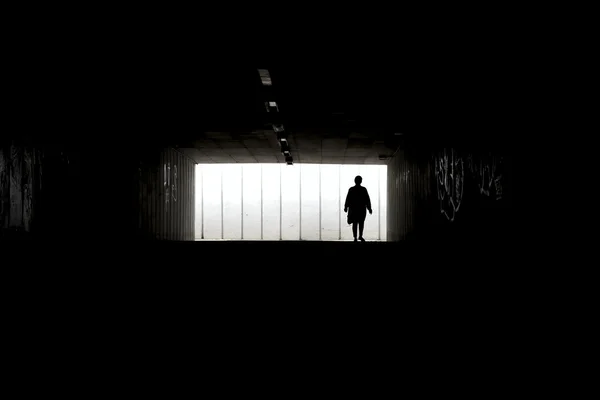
[195,164,387,241]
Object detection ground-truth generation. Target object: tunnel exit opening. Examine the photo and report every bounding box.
[195,164,387,241]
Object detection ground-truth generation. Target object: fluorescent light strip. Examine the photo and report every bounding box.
[258,69,272,86]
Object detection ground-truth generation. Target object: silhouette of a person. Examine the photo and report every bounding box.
[344,175,372,242]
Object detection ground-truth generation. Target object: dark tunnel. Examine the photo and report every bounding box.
[3,65,513,244]
[1,60,529,382]
[2,63,517,298]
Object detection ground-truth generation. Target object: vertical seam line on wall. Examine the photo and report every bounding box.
[178,153,181,240]
[189,162,191,240]
[171,151,175,240]
[175,154,179,239]
[171,152,174,241]
[185,161,188,240]
[174,152,177,240]
[338,164,341,241]
[165,153,168,241]
[172,151,176,240]
[201,166,204,239]
[161,153,164,240]
[194,163,197,240]
[299,165,302,240]
[261,164,263,240]
[279,164,282,241]
[319,164,322,241]
[221,168,225,239]
[241,165,244,240]
[156,158,159,240]
[167,151,171,241]
[19,147,27,225]
[378,167,381,241]
[191,163,194,240]
[167,152,170,241]
[186,162,188,240]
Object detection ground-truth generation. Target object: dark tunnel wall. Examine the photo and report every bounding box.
[0,143,81,239]
[1,143,195,241]
[387,136,512,241]
[386,148,432,241]
[5,136,511,242]
[133,147,195,240]
[0,145,42,236]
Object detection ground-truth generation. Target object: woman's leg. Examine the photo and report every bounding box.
[352,222,358,238]
[359,221,365,239]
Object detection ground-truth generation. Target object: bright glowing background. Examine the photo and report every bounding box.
[195,164,387,241]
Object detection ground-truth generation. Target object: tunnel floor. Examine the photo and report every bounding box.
[194,239,386,241]
[6,236,520,332]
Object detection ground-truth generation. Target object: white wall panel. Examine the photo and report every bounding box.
[201,165,222,239]
[222,165,242,239]
[320,165,341,240]
[242,164,262,240]
[281,165,300,240]
[262,164,281,240]
[379,166,387,241]
[300,164,320,240]
[195,165,203,239]
[196,164,387,241]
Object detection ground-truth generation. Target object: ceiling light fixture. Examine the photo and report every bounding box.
[258,69,272,86]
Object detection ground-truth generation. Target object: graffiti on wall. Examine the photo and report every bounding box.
[435,148,465,222]
[22,148,33,231]
[434,149,506,222]
[0,149,8,228]
[172,164,177,202]
[468,154,504,201]
[402,170,410,182]
[164,163,170,209]
[0,145,42,233]
[163,162,179,209]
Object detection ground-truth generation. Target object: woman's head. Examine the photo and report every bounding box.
[354,175,362,185]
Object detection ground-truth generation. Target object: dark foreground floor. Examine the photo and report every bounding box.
[3,238,538,387]
[4,239,520,299]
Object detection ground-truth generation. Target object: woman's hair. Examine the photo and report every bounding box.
[354,175,362,184]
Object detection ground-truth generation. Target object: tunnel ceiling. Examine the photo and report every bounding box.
[20,41,513,157]
[177,65,412,164]
[169,61,512,165]
[179,130,395,165]
[25,59,508,159]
